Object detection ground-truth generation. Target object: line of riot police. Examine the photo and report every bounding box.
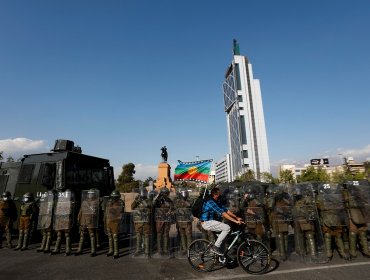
[130,185,195,259]
[1,180,369,264]
[0,188,125,259]
[218,180,370,263]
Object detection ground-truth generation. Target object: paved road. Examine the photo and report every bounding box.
[1,243,370,280]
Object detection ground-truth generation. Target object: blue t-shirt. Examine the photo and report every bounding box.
[200,198,228,221]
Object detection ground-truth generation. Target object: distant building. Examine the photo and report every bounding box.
[278,157,366,181]
[222,40,270,181]
[279,165,306,180]
[344,157,366,175]
[208,169,216,184]
[215,155,231,183]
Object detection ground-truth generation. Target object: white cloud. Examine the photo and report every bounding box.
[135,164,158,180]
[113,163,158,181]
[0,138,49,159]
[334,145,370,160]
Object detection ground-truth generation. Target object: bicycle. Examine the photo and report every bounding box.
[187,226,271,275]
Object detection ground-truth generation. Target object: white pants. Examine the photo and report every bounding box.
[201,220,230,247]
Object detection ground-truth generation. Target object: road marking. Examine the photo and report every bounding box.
[185,260,370,279]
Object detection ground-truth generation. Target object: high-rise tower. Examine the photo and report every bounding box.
[222,40,270,181]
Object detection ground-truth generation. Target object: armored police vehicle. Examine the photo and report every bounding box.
[0,139,115,200]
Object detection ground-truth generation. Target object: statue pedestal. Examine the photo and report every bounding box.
[155,162,172,190]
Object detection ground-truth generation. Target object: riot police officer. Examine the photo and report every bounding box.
[131,188,153,258]
[291,183,324,261]
[104,190,125,258]
[51,189,75,256]
[75,189,100,257]
[266,185,293,261]
[36,190,55,253]
[14,192,38,251]
[241,184,267,243]
[174,188,193,255]
[343,180,370,258]
[316,183,350,261]
[153,187,174,257]
[0,191,17,249]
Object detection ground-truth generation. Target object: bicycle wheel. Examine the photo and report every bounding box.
[237,239,271,275]
[187,239,216,272]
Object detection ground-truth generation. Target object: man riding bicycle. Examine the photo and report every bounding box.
[200,187,244,255]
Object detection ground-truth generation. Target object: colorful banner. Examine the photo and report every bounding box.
[174,159,213,183]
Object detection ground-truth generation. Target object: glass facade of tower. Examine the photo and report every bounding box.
[222,46,270,181]
[223,65,243,180]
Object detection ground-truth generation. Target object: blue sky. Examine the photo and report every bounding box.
[1,0,370,179]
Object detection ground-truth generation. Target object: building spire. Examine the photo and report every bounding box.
[233,39,240,55]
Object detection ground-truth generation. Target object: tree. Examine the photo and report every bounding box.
[364,161,370,180]
[261,172,279,184]
[116,163,138,192]
[117,163,136,185]
[279,169,295,185]
[143,177,155,187]
[299,166,329,182]
[0,151,3,161]
[235,169,255,182]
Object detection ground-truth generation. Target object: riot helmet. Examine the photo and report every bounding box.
[22,192,34,203]
[265,184,277,196]
[64,189,74,199]
[139,188,148,199]
[160,187,170,196]
[243,185,254,200]
[87,189,98,200]
[2,191,11,201]
[110,190,121,200]
[180,189,189,199]
[292,186,303,201]
[148,190,157,200]
[232,187,240,196]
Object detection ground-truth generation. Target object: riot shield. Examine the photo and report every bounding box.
[347,181,370,223]
[175,206,193,222]
[53,190,75,231]
[54,160,65,191]
[271,187,294,260]
[173,195,194,259]
[104,197,124,235]
[37,192,55,230]
[226,189,242,216]
[242,184,269,246]
[153,196,175,258]
[272,194,293,223]
[291,183,325,263]
[318,193,348,227]
[79,189,100,229]
[130,194,154,258]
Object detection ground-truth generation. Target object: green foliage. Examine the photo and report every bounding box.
[279,169,295,185]
[363,161,370,180]
[143,177,155,187]
[261,172,280,184]
[116,163,139,192]
[235,169,255,182]
[299,166,329,182]
[116,181,139,193]
[117,163,136,185]
[330,168,365,184]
